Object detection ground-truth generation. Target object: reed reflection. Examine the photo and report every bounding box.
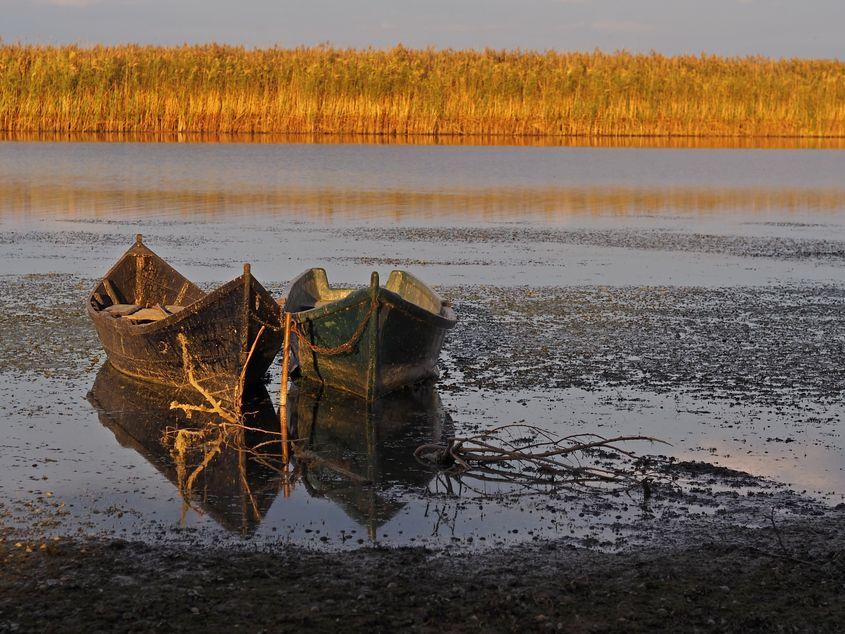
[4,181,845,221]
[5,131,845,149]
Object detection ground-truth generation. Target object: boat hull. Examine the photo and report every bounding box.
[87,239,282,408]
[290,284,456,400]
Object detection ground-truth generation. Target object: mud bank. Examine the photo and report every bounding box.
[3,275,843,404]
[1,272,843,549]
[2,512,844,633]
[344,226,845,264]
[445,284,845,403]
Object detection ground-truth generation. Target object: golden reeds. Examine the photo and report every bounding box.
[1,44,844,137]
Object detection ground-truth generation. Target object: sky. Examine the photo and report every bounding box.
[1,0,844,59]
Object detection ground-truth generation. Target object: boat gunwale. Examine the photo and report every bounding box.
[285,269,457,330]
[87,243,280,337]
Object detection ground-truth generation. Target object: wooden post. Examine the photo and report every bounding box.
[238,263,252,408]
[365,271,380,402]
[279,309,292,465]
[365,402,377,542]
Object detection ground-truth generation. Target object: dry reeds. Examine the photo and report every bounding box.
[1,44,844,138]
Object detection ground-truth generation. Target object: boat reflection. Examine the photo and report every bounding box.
[87,363,282,536]
[287,380,451,539]
[88,364,452,539]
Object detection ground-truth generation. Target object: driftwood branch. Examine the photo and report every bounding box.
[415,424,669,497]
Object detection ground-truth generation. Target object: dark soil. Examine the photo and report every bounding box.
[2,513,844,633]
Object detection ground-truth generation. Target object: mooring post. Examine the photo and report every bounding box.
[365,271,380,402]
[238,263,252,404]
[279,308,292,465]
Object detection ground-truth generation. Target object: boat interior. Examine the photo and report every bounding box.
[285,268,446,315]
[90,240,205,325]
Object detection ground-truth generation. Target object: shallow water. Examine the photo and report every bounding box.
[0,140,843,550]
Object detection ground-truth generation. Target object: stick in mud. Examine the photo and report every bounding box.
[279,309,292,466]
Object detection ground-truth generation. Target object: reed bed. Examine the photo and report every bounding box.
[1,44,844,137]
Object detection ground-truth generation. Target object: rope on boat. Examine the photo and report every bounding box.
[251,289,448,339]
[250,313,284,332]
[290,294,379,357]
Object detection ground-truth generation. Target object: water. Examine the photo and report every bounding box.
[0,139,843,550]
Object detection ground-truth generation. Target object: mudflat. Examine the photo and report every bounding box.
[1,141,843,631]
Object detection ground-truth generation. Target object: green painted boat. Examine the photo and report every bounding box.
[283,269,457,401]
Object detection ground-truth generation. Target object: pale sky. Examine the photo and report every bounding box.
[1,0,844,59]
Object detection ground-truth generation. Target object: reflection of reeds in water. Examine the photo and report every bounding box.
[2,45,845,137]
[2,181,844,220]
[4,131,845,150]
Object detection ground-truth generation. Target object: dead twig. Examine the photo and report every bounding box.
[170,333,238,424]
[415,424,669,497]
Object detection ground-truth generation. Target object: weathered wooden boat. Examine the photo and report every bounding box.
[287,379,450,538]
[88,363,281,535]
[283,268,456,401]
[87,235,282,408]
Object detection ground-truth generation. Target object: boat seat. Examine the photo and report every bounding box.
[104,303,185,321]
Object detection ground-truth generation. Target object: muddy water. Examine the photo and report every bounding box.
[0,140,843,551]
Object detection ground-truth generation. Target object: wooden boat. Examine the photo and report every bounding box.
[88,363,281,535]
[287,379,450,537]
[87,235,283,408]
[283,268,456,401]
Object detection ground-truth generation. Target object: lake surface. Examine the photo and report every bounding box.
[1,140,843,550]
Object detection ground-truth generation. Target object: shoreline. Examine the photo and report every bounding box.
[3,131,845,150]
[2,513,843,632]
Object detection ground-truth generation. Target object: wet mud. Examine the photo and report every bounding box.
[2,514,844,633]
[3,275,843,406]
[343,226,845,264]
[443,284,845,403]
